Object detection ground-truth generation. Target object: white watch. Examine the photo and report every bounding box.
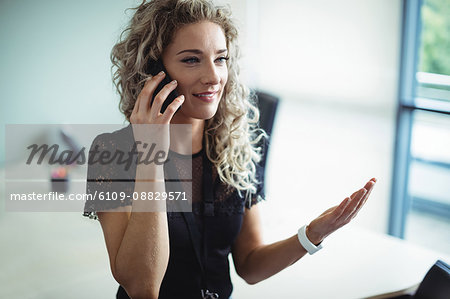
[297,225,323,255]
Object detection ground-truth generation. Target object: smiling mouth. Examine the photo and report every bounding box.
[192,91,218,101]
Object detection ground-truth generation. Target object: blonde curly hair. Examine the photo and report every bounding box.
[111,0,266,202]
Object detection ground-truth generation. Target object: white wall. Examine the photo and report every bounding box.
[244,0,400,110]
[224,0,402,235]
[0,0,140,165]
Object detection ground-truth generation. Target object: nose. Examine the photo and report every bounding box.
[200,60,220,85]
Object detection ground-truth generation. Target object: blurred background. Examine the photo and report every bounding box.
[0,0,449,298]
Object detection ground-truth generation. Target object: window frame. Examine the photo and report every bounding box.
[389,0,450,238]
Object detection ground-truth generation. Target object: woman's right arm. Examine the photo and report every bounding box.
[96,73,184,299]
[98,176,168,299]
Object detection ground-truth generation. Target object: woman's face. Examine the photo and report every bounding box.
[162,21,228,122]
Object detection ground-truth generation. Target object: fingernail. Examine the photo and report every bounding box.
[158,71,165,76]
[179,95,185,100]
[171,80,177,85]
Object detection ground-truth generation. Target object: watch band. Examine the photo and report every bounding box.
[297,225,323,255]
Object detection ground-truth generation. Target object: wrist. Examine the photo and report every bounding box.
[136,164,165,179]
[305,224,323,246]
[297,225,323,255]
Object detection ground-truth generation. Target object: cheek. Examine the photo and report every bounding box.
[221,68,229,87]
[174,76,195,94]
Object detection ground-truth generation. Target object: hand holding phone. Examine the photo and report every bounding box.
[146,59,180,114]
[130,59,184,155]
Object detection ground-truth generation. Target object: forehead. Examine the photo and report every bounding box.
[168,21,227,52]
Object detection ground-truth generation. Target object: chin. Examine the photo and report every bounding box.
[177,105,219,121]
[193,107,219,120]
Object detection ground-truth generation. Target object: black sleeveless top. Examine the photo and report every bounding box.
[83,126,265,299]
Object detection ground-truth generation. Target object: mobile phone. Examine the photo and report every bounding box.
[146,58,180,114]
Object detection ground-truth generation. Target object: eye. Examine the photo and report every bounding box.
[181,57,200,64]
[216,56,229,64]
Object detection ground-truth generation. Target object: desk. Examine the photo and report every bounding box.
[230,226,449,299]
[1,162,448,298]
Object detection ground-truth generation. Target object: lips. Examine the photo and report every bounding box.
[193,91,218,97]
[192,90,218,102]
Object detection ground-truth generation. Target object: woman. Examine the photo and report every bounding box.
[83,0,376,298]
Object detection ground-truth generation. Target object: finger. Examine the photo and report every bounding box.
[355,180,376,211]
[341,188,366,222]
[138,71,166,114]
[132,96,140,116]
[361,180,376,203]
[346,178,376,216]
[330,197,351,221]
[150,79,179,119]
[161,95,185,123]
[350,190,359,199]
[132,76,153,116]
[351,180,376,219]
[345,189,369,223]
[363,178,377,190]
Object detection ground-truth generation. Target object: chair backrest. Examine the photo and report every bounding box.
[254,91,279,180]
[413,259,450,299]
[255,91,279,137]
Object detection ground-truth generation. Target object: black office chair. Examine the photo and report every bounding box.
[391,260,450,299]
[253,90,279,189]
[255,90,279,138]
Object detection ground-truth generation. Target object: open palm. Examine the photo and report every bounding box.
[306,178,377,245]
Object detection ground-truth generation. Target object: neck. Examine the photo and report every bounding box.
[170,116,204,155]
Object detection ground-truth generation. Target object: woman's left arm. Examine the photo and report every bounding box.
[231,178,376,285]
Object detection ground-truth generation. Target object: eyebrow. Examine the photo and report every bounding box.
[176,49,228,55]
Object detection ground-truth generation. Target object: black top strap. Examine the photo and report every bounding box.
[167,148,218,298]
[182,210,206,274]
[202,149,215,216]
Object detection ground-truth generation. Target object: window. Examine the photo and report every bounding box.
[390,0,450,254]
